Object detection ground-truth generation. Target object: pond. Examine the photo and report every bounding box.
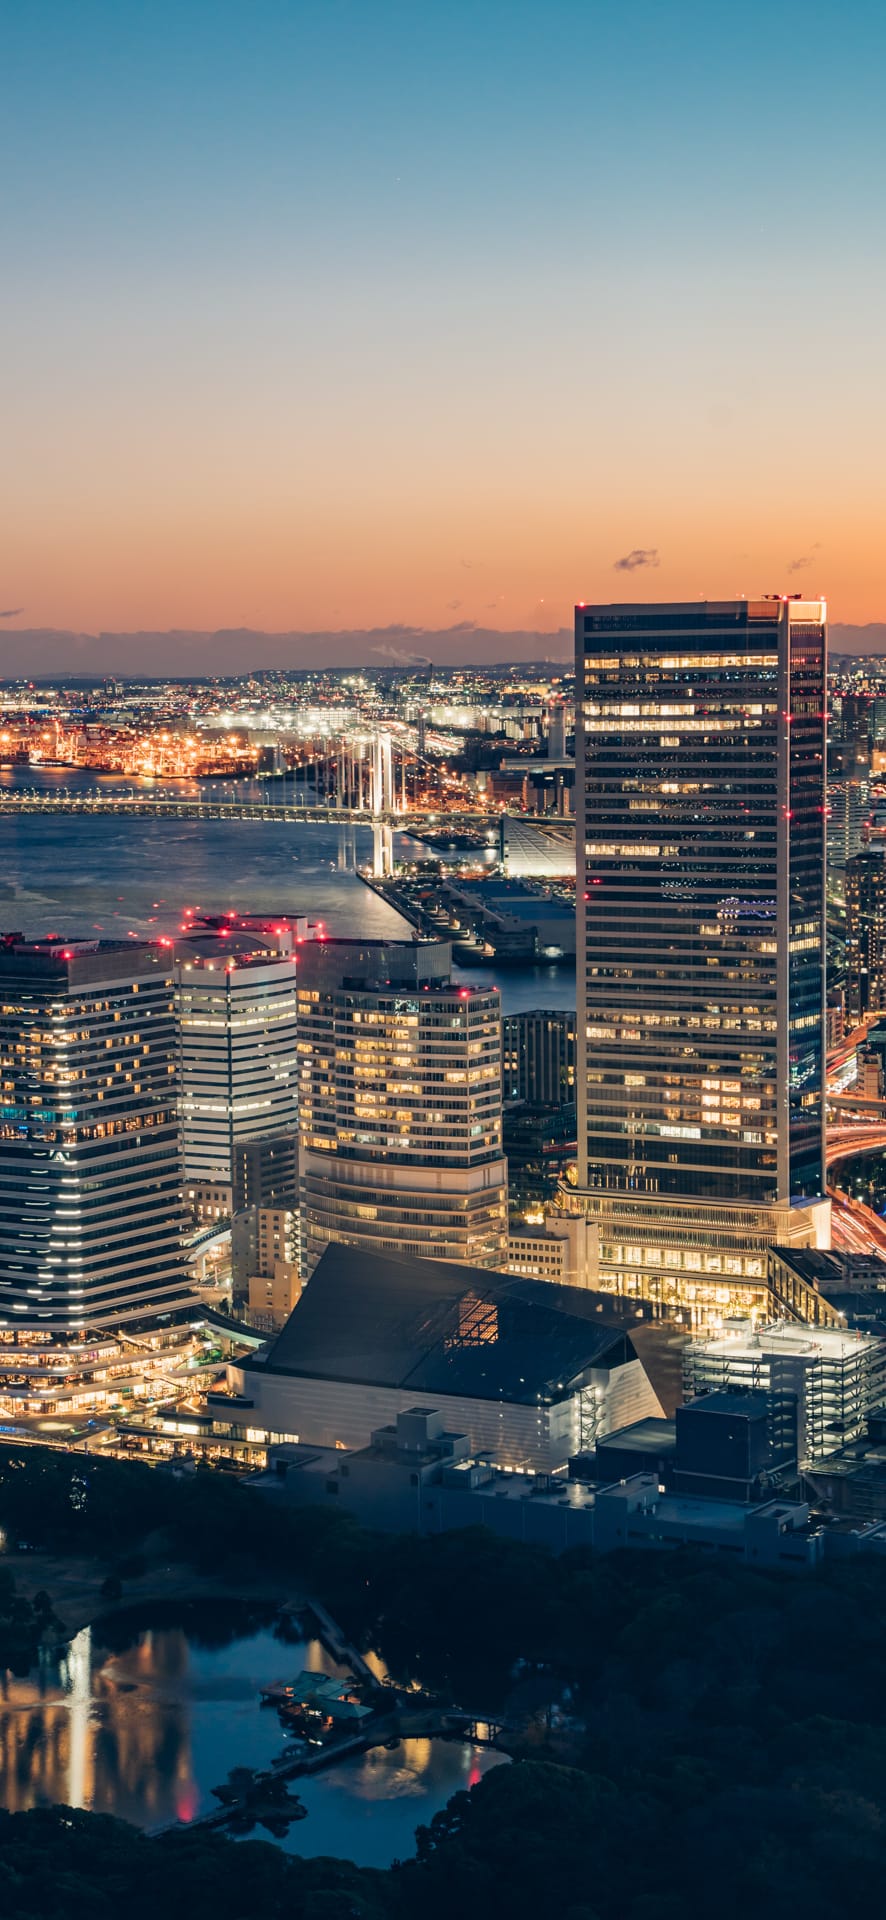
[0,1608,507,1868]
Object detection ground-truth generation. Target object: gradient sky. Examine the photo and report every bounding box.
[2,0,885,639]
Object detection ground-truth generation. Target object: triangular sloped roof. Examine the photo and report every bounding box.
[257,1242,636,1407]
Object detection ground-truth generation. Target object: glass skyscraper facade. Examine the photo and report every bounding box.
[562,599,829,1326]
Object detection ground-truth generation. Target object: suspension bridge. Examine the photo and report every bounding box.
[0,786,501,830]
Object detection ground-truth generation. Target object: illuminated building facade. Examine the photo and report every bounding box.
[683,1320,886,1465]
[0,937,192,1331]
[562,598,830,1324]
[297,939,507,1275]
[845,852,886,1024]
[176,953,299,1183]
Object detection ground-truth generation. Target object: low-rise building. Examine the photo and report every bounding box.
[580,1386,799,1503]
[683,1319,886,1465]
[232,1202,301,1316]
[505,1213,593,1287]
[590,1476,820,1569]
[768,1245,886,1332]
[186,1181,233,1225]
[258,1407,821,1568]
[242,1205,302,1331]
[224,1242,665,1472]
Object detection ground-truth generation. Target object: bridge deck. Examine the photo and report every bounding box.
[0,791,518,827]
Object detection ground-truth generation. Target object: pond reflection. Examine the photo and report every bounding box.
[0,1614,506,1866]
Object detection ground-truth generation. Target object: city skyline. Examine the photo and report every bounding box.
[4,1,886,1904]
[0,613,885,679]
[4,1,886,638]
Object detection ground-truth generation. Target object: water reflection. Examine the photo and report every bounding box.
[66,1627,91,1810]
[285,1735,505,1868]
[0,1618,506,1866]
[0,1621,327,1828]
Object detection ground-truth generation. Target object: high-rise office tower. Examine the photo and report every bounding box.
[0,937,192,1331]
[839,693,871,746]
[562,597,830,1326]
[298,938,507,1276]
[827,759,870,871]
[176,952,299,1187]
[547,701,568,760]
[845,851,886,1024]
[502,1009,576,1106]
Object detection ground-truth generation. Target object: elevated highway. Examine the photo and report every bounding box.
[826,1124,886,1168]
[826,1125,886,1254]
[830,1195,886,1255]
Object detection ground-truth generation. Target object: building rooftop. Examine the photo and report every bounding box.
[175,945,298,971]
[252,1243,639,1407]
[446,1467,597,1509]
[453,879,575,923]
[694,1320,884,1364]
[294,937,501,999]
[682,1390,774,1420]
[771,1246,846,1284]
[597,1417,677,1455]
[0,933,172,983]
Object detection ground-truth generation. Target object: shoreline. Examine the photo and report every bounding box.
[4,1548,301,1649]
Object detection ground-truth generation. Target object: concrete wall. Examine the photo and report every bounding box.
[228,1348,661,1473]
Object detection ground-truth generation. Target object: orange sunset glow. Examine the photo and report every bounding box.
[3,4,884,650]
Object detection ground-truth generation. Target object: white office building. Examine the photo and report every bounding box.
[177,953,299,1184]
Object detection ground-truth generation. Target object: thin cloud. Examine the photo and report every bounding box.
[370,644,433,666]
[613,549,660,573]
[0,607,24,618]
[788,543,821,574]
[787,556,812,573]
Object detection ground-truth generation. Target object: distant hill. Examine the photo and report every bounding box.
[0,618,880,678]
[0,625,573,679]
[830,623,886,656]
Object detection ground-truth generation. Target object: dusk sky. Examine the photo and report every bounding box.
[3,0,885,644]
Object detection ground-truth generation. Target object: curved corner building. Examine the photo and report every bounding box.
[563,597,830,1327]
[298,938,507,1276]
